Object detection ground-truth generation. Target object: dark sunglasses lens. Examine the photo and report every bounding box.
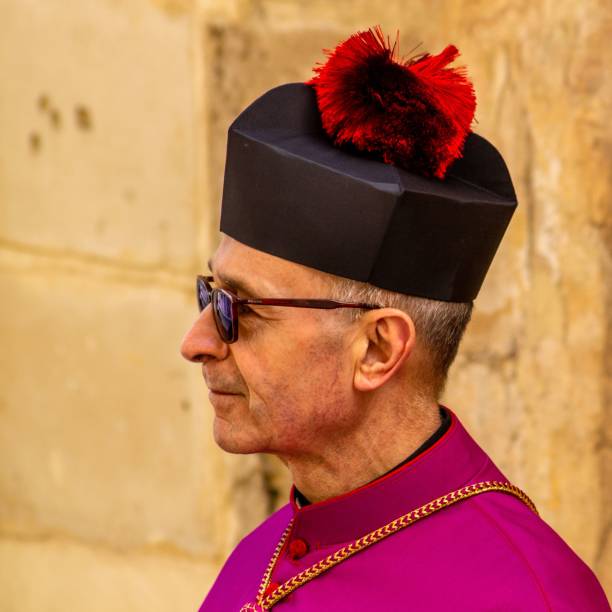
[213,291,235,342]
[197,278,211,312]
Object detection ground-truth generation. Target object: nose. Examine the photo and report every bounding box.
[180,305,229,363]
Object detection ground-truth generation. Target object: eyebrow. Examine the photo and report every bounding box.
[207,257,260,298]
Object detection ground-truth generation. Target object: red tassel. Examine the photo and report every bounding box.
[306,25,476,179]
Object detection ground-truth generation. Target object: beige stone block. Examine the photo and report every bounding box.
[0,0,197,269]
[597,445,612,592]
[0,536,218,612]
[444,361,524,473]
[0,263,269,555]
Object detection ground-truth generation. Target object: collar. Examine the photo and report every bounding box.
[287,406,495,547]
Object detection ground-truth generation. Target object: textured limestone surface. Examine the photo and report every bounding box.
[1,0,610,609]
[0,0,198,269]
[0,537,218,612]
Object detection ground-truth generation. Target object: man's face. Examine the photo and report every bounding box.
[180,235,360,458]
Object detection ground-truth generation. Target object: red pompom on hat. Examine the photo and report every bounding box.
[306,25,477,179]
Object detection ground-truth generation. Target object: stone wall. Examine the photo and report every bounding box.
[1,0,610,608]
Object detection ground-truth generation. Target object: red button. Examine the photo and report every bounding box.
[288,538,309,560]
[264,581,280,597]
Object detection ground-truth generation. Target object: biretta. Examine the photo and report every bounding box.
[219,26,517,302]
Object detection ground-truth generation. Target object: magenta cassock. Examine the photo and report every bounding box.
[200,407,610,611]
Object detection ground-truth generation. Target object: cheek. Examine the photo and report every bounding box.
[290,327,351,416]
[253,338,307,401]
[230,329,296,407]
[237,317,352,426]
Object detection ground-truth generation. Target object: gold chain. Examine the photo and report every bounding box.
[256,521,294,604]
[242,480,537,611]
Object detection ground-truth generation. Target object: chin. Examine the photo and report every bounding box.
[212,417,267,455]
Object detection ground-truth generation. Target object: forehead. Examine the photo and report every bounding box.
[210,234,328,293]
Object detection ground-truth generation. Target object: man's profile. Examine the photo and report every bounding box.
[180,26,610,611]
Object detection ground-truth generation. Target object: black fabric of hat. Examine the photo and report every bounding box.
[219,27,517,302]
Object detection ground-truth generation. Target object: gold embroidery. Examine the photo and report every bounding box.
[245,480,537,610]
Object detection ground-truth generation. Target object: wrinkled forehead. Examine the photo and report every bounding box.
[210,234,331,295]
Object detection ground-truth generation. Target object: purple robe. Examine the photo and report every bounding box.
[200,408,610,610]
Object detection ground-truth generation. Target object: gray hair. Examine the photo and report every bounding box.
[323,275,473,398]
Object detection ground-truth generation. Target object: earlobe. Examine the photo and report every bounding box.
[352,311,415,393]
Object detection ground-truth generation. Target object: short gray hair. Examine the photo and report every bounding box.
[323,275,473,398]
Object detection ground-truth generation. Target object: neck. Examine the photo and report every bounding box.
[281,396,442,504]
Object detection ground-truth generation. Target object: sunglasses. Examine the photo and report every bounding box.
[196,275,382,343]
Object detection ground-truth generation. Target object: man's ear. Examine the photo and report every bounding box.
[352,309,416,392]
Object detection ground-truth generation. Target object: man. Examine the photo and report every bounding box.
[180,27,610,611]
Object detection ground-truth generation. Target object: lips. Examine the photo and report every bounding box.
[203,368,239,395]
